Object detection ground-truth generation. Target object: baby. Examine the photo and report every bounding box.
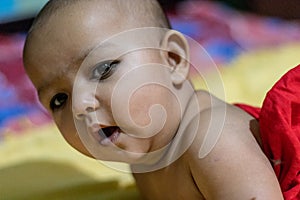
[23,0,284,199]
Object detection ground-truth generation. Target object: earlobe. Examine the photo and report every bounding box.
[160,30,190,86]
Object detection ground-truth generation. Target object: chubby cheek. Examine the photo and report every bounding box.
[129,86,154,127]
[126,84,180,137]
[55,111,92,157]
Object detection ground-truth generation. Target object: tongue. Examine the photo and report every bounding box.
[99,127,120,146]
[100,130,120,145]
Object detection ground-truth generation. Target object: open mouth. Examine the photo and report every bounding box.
[98,126,121,145]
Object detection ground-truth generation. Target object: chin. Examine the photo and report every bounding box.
[117,149,150,164]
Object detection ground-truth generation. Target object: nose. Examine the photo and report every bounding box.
[72,90,100,120]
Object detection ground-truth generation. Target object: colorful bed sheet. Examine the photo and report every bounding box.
[1,1,300,199]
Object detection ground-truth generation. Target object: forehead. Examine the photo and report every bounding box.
[24,1,164,93]
[24,2,126,85]
[28,2,121,58]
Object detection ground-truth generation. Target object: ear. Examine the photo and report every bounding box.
[160,30,190,86]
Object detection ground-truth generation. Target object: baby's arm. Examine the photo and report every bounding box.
[188,105,283,200]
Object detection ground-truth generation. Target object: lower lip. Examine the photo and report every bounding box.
[100,129,121,146]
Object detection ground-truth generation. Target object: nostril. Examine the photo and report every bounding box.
[86,107,95,113]
[75,113,85,120]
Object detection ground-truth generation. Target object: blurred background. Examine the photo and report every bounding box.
[1,0,300,199]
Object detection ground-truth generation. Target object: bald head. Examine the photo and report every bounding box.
[23,0,175,91]
[29,0,170,35]
[22,0,191,159]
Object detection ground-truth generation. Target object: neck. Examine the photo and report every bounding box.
[130,87,200,173]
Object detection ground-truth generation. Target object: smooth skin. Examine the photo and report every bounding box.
[23,1,283,199]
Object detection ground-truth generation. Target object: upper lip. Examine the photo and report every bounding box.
[88,124,120,141]
[89,124,108,131]
[88,124,108,140]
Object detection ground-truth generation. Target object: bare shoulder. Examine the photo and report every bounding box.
[192,90,256,142]
[185,90,283,199]
[187,90,259,162]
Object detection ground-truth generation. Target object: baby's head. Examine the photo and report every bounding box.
[23,0,193,164]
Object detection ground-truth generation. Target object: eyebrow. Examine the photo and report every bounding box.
[37,42,116,98]
[37,68,71,101]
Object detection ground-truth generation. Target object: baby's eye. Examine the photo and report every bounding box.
[91,60,119,80]
[50,93,68,111]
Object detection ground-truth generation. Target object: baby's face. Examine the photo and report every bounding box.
[24,3,185,163]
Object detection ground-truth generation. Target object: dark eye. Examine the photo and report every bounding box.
[50,93,68,111]
[91,60,119,80]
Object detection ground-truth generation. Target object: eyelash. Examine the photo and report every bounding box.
[91,60,119,80]
[48,60,119,112]
[49,93,68,111]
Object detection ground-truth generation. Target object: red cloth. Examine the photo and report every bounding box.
[236,65,300,200]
